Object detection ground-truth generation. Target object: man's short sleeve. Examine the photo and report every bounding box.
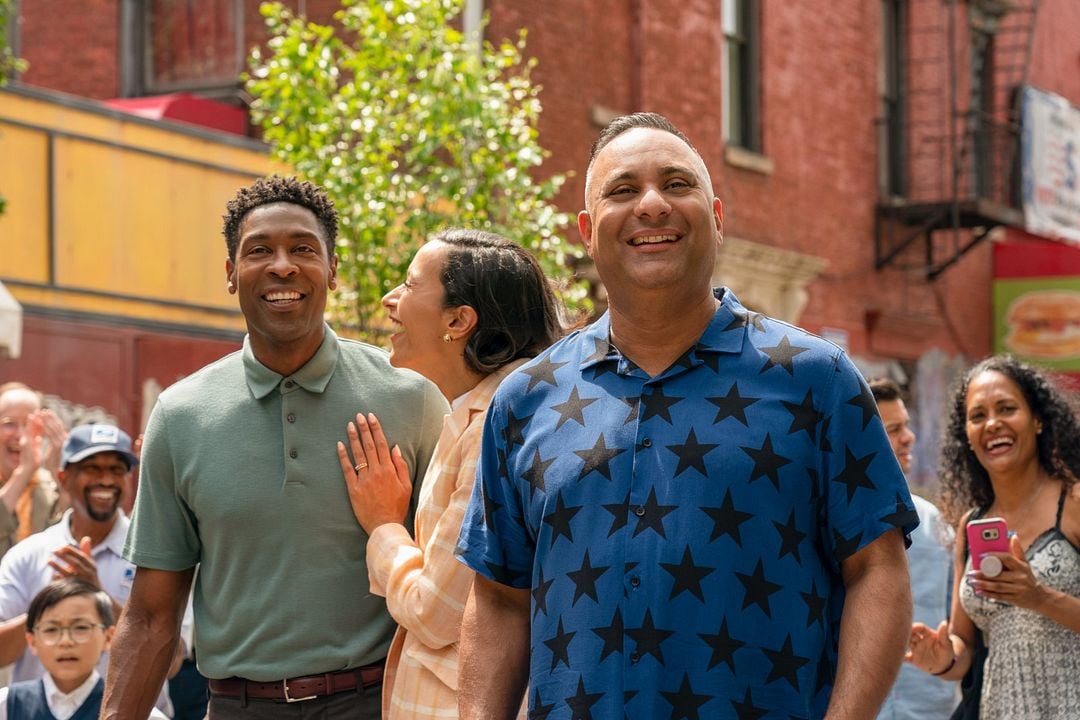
[818,351,919,567]
[0,548,32,620]
[456,393,534,589]
[124,398,201,570]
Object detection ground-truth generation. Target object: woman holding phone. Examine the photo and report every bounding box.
[907,355,1080,719]
[336,229,561,719]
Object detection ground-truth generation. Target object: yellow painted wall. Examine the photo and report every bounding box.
[0,88,284,333]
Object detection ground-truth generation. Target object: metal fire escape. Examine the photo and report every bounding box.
[875,0,1041,279]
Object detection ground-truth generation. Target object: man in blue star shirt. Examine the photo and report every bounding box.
[456,112,919,719]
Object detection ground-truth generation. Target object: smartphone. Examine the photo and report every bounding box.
[967,517,1009,576]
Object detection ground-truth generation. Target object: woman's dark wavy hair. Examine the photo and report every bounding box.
[433,229,563,374]
[939,354,1080,525]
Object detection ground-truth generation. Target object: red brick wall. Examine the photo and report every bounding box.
[19,0,122,98]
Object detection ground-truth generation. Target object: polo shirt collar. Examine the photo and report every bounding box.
[59,508,129,558]
[242,324,340,399]
[578,287,746,371]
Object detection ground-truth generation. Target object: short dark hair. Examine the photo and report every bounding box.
[26,578,114,632]
[868,377,904,403]
[432,229,563,375]
[939,354,1080,524]
[222,175,338,260]
[589,112,699,163]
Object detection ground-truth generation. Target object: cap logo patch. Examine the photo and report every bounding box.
[89,425,120,444]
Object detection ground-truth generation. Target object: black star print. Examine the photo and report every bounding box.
[564,676,604,720]
[543,616,575,671]
[601,492,631,537]
[831,447,877,503]
[741,433,792,490]
[764,634,810,692]
[736,559,782,618]
[818,415,833,453]
[503,409,533,451]
[667,349,694,371]
[529,688,555,720]
[591,606,624,662]
[584,336,609,364]
[551,386,599,430]
[567,550,610,606]
[660,673,712,720]
[773,509,807,564]
[701,489,753,545]
[758,335,810,376]
[846,383,880,429]
[833,527,864,560]
[660,546,716,602]
[799,579,827,629]
[543,492,581,547]
[698,351,721,374]
[522,449,555,498]
[574,433,626,482]
[782,389,822,442]
[730,688,768,720]
[666,428,720,478]
[699,618,745,672]
[631,487,678,538]
[725,307,767,332]
[880,491,919,528]
[640,386,684,424]
[482,486,502,529]
[532,566,554,619]
[625,609,674,665]
[521,355,567,391]
[707,383,760,426]
[618,396,639,425]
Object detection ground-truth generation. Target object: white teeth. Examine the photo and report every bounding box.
[629,234,677,246]
[265,291,301,302]
[89,489,117,500]
[986,437,1013,450]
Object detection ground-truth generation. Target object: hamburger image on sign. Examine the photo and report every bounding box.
[1004,290,1080,360]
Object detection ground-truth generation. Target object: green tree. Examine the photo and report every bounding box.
[0,0,25,87]
[247,0,587,337]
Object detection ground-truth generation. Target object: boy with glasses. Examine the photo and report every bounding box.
[0,577,165,719]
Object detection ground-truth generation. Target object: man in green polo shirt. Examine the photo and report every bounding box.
[102,176,447,719]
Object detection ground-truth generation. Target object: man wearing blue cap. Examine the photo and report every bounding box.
[0,424,139,684]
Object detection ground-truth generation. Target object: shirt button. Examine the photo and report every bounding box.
[287,413,296,423]
[289,449,298,459]
[630,651,640,663]
[642,438,652,448]
[284,380,295,388]
[633,506,645,517]
[630,576,640,588]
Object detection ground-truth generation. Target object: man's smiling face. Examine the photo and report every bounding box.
[225,202,337,361]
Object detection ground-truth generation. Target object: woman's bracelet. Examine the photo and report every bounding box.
[931,655,957,676]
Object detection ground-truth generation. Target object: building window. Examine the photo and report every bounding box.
[881,0,907,197]
[723,0,761,153]
[121,0,244,99]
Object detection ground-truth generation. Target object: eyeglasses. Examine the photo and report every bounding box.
[33,622,107,645]
[72,464,128,479]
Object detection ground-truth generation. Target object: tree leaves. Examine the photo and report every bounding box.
[247,0,588,337]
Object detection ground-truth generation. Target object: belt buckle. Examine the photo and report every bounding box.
[282,678,316,703]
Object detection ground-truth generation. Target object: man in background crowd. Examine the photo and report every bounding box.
[870,378,956,720]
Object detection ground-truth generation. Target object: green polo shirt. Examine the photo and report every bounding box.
[125,326,447,681]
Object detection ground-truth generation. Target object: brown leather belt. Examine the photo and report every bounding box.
[209,663,384,703]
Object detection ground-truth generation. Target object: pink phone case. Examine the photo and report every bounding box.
[967,517,1009,571]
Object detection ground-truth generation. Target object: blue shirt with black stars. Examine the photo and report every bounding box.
[457,288,918,719]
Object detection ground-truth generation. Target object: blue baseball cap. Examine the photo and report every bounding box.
[61,424,138,469]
